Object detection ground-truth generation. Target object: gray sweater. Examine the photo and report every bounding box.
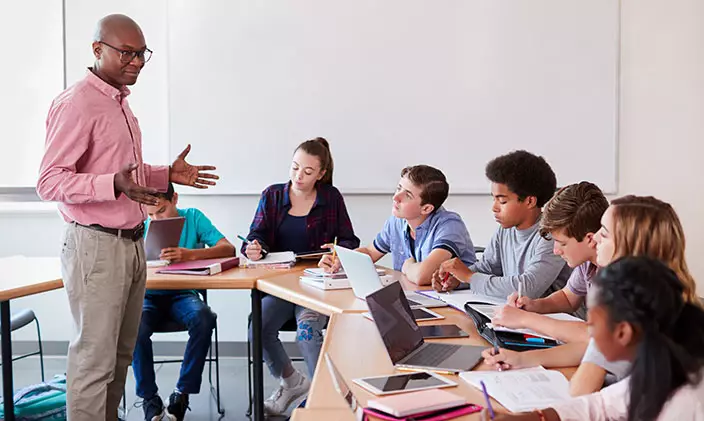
[464,219,572,299]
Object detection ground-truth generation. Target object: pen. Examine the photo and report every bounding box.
[331,236,338,261]
[492,334,500,355]
[518,280,524,300]
[440,272,453,295]
[480,380,495,419]
[237,235,268,257]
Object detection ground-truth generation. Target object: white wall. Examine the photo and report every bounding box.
[2,0,703,342]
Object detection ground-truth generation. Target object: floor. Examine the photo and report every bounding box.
[7,356,307,421]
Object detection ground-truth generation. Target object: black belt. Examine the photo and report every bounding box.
[76,222,145,242]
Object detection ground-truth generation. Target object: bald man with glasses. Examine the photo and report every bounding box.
[37,14,218,421]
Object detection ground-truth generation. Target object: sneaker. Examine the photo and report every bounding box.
[165,391,190,421]
[263,372,311,415]
[141,395,166,421]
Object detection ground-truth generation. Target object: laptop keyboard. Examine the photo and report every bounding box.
[408,343,461,367]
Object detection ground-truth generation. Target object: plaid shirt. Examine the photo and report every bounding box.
[242,182,360,254]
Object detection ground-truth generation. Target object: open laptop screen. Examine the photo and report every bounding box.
[366,282,424,363]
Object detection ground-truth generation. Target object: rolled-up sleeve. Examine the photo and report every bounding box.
[431,217,475,264]
[373,216,395,254]
[143,163,169,192]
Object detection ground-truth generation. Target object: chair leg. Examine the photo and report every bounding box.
[213,322,223,415]
[246,325,253,417]
[34,319,45,383]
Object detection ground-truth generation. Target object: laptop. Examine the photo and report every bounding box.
[334,246,447,308]
[366,282,484,373]
[324,353,365,421]
[145,216,186,263]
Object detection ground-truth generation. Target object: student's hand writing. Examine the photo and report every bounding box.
[160,247,193,263]
[431,270,460,292]
[492,305,529,329]
[480,409,527,421]
[481,347,526,371]
[114,163,159,205]
[438,258,473,283]
[506,292,538,311]
[318,254,341,273]
[245,240,264,261]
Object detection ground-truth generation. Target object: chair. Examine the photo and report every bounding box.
[124,291,224,415]
[245,316,303,417]
[0,309,45,382]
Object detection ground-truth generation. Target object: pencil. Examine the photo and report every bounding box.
[331,236,338,260]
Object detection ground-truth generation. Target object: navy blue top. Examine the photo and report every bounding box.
[276,213,310,254]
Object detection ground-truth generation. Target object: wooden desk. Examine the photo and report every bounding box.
[291,408,357,421]
[305,313,576,420]
[0,256,292,421]
[145,263,302,421]
[256,267,418,316]
[146,265,296,290]
[1,256,62,421]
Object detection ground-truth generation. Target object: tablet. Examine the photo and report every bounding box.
[410,307,445,322]
[353,371,456,396]
[419,325,469,339]
[145,217,186,261]
[364,307,445,323]
[295,249,332,259]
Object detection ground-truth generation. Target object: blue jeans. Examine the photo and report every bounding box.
[249,295,328,378]
[133,292,217,398]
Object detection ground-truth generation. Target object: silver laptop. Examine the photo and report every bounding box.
[334,246,447,308]
[366,281,483,373]
[145,216,186,262]
[324,354,364,421]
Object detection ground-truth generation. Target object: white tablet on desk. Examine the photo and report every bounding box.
[353,371,456,396]
[145,217,185,262]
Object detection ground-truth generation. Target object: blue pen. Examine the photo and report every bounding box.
[480,380,495,419]
[525,337,546,343]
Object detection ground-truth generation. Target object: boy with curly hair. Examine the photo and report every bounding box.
[433,150,571,299]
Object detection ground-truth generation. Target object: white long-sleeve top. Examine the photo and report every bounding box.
[552,373,704,421]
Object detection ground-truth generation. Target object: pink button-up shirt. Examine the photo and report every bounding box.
[37,70,168,229]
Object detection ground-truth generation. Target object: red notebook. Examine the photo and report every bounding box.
[156,257,240,276]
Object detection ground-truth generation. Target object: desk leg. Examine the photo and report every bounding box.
[251,289,264,421]
[2,300,15,421]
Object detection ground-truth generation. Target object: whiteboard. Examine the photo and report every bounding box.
[167,0,619,194]
[0,1,63,187]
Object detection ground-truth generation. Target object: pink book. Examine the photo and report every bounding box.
[364,389,480,420]
[156,257,240,276]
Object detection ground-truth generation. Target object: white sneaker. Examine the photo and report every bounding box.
[263,372,311,415]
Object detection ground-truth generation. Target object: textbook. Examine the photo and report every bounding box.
[156,257,240,276]
[459,367,571,413]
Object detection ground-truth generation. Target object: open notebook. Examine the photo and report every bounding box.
[418,289,582,341]
[242,251,296,268]
[460,366,571,413]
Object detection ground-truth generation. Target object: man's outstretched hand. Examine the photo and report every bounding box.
[170,144,219,189]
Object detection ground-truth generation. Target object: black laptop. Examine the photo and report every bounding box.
[366,282,483,373]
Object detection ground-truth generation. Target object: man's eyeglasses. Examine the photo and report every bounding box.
[99,41,153,63]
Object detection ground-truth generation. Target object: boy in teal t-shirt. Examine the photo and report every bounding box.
[134,183,235,421]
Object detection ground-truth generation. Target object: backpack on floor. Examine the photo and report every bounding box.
[0,375,67,421]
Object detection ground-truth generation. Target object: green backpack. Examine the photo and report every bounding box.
[0,375,66,421]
